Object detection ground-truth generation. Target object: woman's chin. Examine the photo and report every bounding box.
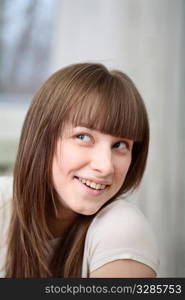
[74,205,101,216]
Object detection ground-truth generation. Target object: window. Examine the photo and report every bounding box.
[0,0,58,174]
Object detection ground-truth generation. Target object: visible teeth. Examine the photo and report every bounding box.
[96,184,101,190]
[78,177,106,190]
[86,180,90,186]
[90,182,96,189]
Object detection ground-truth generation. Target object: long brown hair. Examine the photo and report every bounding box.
[5,63,149,277]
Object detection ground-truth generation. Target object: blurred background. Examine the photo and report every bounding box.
[0,0,184,277]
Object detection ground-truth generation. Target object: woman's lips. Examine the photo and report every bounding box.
[74,177,107,196]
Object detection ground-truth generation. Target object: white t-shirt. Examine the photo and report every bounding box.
[82,199,159,277]
[0,176,159,277]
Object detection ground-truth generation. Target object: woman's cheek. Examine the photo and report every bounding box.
[116,157,131,183]
[60,146,89,171]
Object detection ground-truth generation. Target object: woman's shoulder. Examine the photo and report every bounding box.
[85,199,160,274]
[89,198,151,232]
[87,198,159,249]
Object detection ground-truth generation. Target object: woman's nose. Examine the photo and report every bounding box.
[90,146,114,176]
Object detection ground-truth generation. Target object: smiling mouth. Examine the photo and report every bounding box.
[74,176,107,190]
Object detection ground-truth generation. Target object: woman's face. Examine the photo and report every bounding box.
[52,124,133,216]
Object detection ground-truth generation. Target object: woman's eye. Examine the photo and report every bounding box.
[113,141,128,150]
[76,134,91,142]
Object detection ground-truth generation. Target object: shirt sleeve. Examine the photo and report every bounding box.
[0,176,13,204]
[0,176,13,238]
[86,200,160,275]
[0,176,13,277]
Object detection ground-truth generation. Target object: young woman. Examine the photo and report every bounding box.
[0,62,159,277]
